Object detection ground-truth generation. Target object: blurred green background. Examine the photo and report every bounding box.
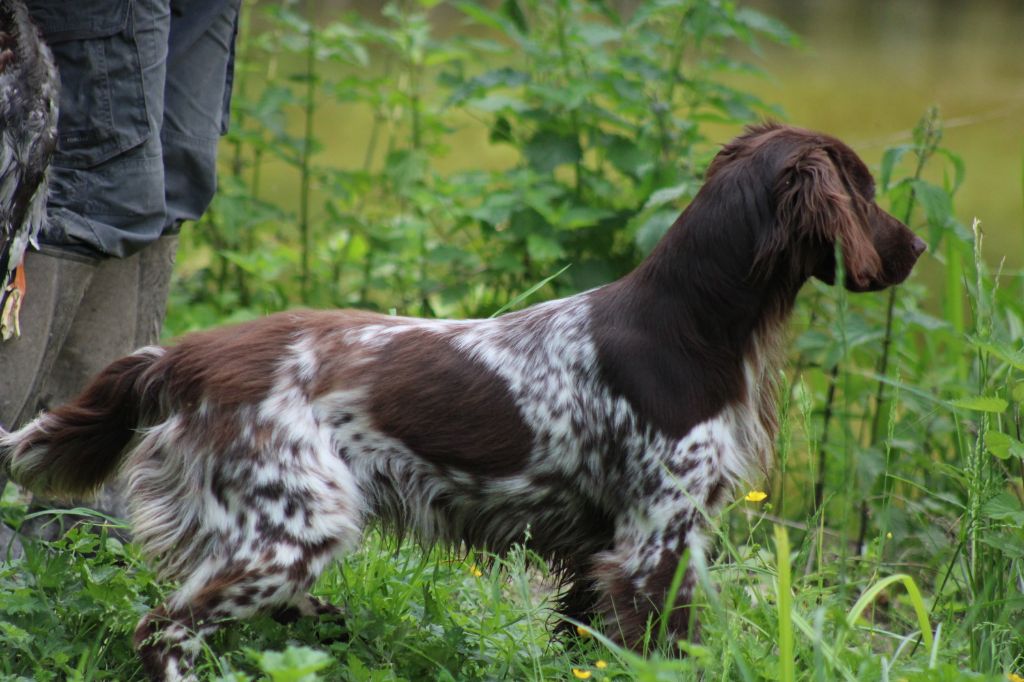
[248,0,1023,266]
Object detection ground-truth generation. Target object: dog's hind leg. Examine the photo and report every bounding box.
[133,528,356,681]
[127,432,364,680]
[133,563,303,681]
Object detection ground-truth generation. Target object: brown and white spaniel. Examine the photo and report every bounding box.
[2,124,926,681]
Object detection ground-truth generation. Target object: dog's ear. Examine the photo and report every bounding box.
[772,147,882,288]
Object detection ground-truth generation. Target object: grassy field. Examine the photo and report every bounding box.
[2,1,1024,679]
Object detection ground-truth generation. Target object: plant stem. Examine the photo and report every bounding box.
[856,114,938,551]
[553,1,583,198]
[813,364,839,513]
[299,2,318,303]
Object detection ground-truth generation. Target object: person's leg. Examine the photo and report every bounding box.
[19,237,178,541]
[0,249,95,555]
[162,0,240,232]
[0,250,96,429]
[2,0,173,544]
[27,0,171,259]
[5,0,240,548]
[36,235,178,407]
[5,0,172,427]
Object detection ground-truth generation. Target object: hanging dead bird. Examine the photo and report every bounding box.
[0,0,58,340]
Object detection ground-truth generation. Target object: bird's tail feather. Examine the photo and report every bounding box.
[0,0,59,339]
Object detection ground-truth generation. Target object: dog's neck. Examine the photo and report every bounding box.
[588,194,808,446]
[623,202,807,356]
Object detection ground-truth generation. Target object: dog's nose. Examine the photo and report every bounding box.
[912,236,927,257]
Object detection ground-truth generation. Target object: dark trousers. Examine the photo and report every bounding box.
[1,0,241,550]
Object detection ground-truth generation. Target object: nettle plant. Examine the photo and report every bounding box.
[166,0,796,331]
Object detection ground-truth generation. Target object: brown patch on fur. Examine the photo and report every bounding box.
[154,311,318,409]
[140,309,400,415]
[367,329,533,477]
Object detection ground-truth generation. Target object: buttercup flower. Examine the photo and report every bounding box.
[572,668,592,679]
[469,564,483,577]
[576,625,592,638]
[1007,673,1024,682]
[745,490,768,502]
[595,660,608,669]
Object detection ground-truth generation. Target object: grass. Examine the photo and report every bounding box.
[2,466,1020,680]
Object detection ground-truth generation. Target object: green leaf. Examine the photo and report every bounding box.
[523,130,581,173]
[1014,382,1024,404]
[985,430,1012,460]
[990,431,1024,461]
[500,0,529,34]
[632,209,677,255]
[490,264,570,318]
[979,530,1024,559]
[879,144,912,191]
[604,134,649,179]
[910,179,954,230]
[734,8,799,46]
[489,115,512,144]
[935,148,966,194]
[643,183,693,211]
[773,526,795,682]
[558,205,615,230]
[446,67,531,107]
[526,233,565,262]
[508,207,549,236]
[470,93,530,113]
[948,396,1008,413]
[249,646,334,682]
[527,81,593,109]
[0,621,31,646]
[981,492,1024,525]
[384,149,428,189]
[577,22,621,47]
[454,2,519,35]
[966,336,1024,371]
[846,574,934,654]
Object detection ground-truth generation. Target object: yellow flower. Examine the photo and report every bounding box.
[572,669,592,679]
[595,660,608,669]
[745,490,768,502]
[1007,673,1024,682]
[469,564,483,577]
[576,624,592,638]
[885,531,893,540]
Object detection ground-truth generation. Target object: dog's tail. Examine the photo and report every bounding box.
[1,347,165,499]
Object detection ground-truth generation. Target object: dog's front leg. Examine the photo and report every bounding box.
[590,496,702,652]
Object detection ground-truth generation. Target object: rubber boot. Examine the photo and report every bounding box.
[2,236,178,549]
[0,249,98,559]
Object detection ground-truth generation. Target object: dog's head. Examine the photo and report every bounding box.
[706,123,926,292]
